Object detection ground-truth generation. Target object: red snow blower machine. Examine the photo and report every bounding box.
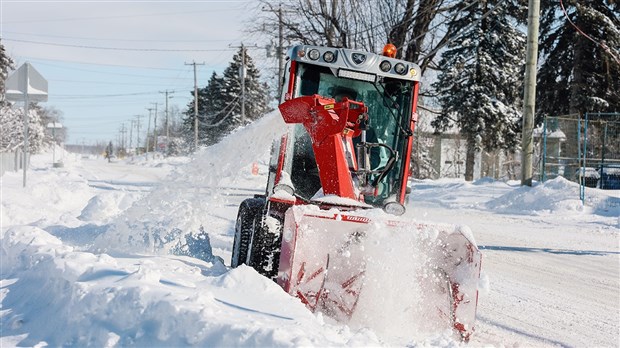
[231,44,481,341]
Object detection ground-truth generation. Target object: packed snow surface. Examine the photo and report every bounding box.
[2,111,619,347]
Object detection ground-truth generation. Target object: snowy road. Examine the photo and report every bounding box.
[409,180,619,347]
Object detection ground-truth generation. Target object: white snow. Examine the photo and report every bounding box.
[1,111,619,347]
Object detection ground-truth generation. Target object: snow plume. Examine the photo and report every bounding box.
[350,216,479,344]
[350,220,438,342]
[92,111,287,261]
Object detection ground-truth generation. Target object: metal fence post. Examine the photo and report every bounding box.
[578,115,584,203]
[600,118,608,188]
[542,115,548,182]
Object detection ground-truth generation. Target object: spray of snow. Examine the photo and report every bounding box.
[92,111,287,259]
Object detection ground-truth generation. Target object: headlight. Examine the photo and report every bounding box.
[323,51,336,63]
[379,60,392,72]
[383,201,406,216]
[308,49,320,60]
[394,63,407,75]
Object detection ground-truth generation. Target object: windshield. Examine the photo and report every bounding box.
[294,62,414,206]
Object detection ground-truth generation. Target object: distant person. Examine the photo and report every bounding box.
[105,142,113,163]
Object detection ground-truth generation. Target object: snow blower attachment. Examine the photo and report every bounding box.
[230,45,482,341]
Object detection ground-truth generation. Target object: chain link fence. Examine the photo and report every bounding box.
[539,113,620,198]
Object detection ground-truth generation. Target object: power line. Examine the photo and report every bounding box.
[3,38,239,52]
[3,31,236,43]
[559,0,620,65]
[19,60,194,79]
[3,6,248,24]
[21,57,192,71]
[50,79,185,87]
[52,90,187,99]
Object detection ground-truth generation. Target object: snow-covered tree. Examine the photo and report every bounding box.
[431,0,526,181]
[537,0,619,163]
[410,133,437,179]
[537,0,620,117]
[184,47,272,147]
[183,72,227,147]
[0,105,46,153]
[219,46,272,127]
[1,39,16,106]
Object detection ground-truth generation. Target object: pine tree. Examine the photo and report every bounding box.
[538,0,620,117]
[0,105,46,153]
[1,39,15,106]
[219,46,272,128]
[183,72,226,147]
[537,0,619,166]
[431,0,526,181]
[183,47,273,147]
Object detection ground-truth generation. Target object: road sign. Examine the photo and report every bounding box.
[5,62,48,102]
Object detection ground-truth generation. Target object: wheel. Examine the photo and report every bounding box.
[248,214,283,280]
[230,198,265,268]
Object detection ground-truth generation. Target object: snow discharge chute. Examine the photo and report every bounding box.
[230,44,482,341]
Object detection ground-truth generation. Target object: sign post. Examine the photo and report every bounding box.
[5,62,48,187]
[47,122,63,167]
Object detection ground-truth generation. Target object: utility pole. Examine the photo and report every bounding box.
[185,61,205,150]
[120,123,127,155]
[241,44,246,123]
[278,5,284,96]
[151,102,159,158]
[146,107,153,159]
[134,115,143,155]
[129,120,134,151]
[520,0,541,186]
[160,90,174,155]
[230,43,257,124]
[262,4,292,99]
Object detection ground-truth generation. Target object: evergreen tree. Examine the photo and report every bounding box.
[0,104,46,153]
[218,47,272,129]
[1,39,15,106]
[431,0,526,181]
[538,0,620,117]
[183,47,272,148]
[183,72,226,147]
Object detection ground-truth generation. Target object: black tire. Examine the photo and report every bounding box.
[230,198,265,268]
[248,214,283,280]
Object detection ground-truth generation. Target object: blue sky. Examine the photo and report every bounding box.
[2,0,272,146]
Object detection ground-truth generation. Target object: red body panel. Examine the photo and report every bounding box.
[274,134,288,185]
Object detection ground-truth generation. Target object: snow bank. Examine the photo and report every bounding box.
[1,158,94,233]
[1,226,365,347]
[486,176,620,217]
